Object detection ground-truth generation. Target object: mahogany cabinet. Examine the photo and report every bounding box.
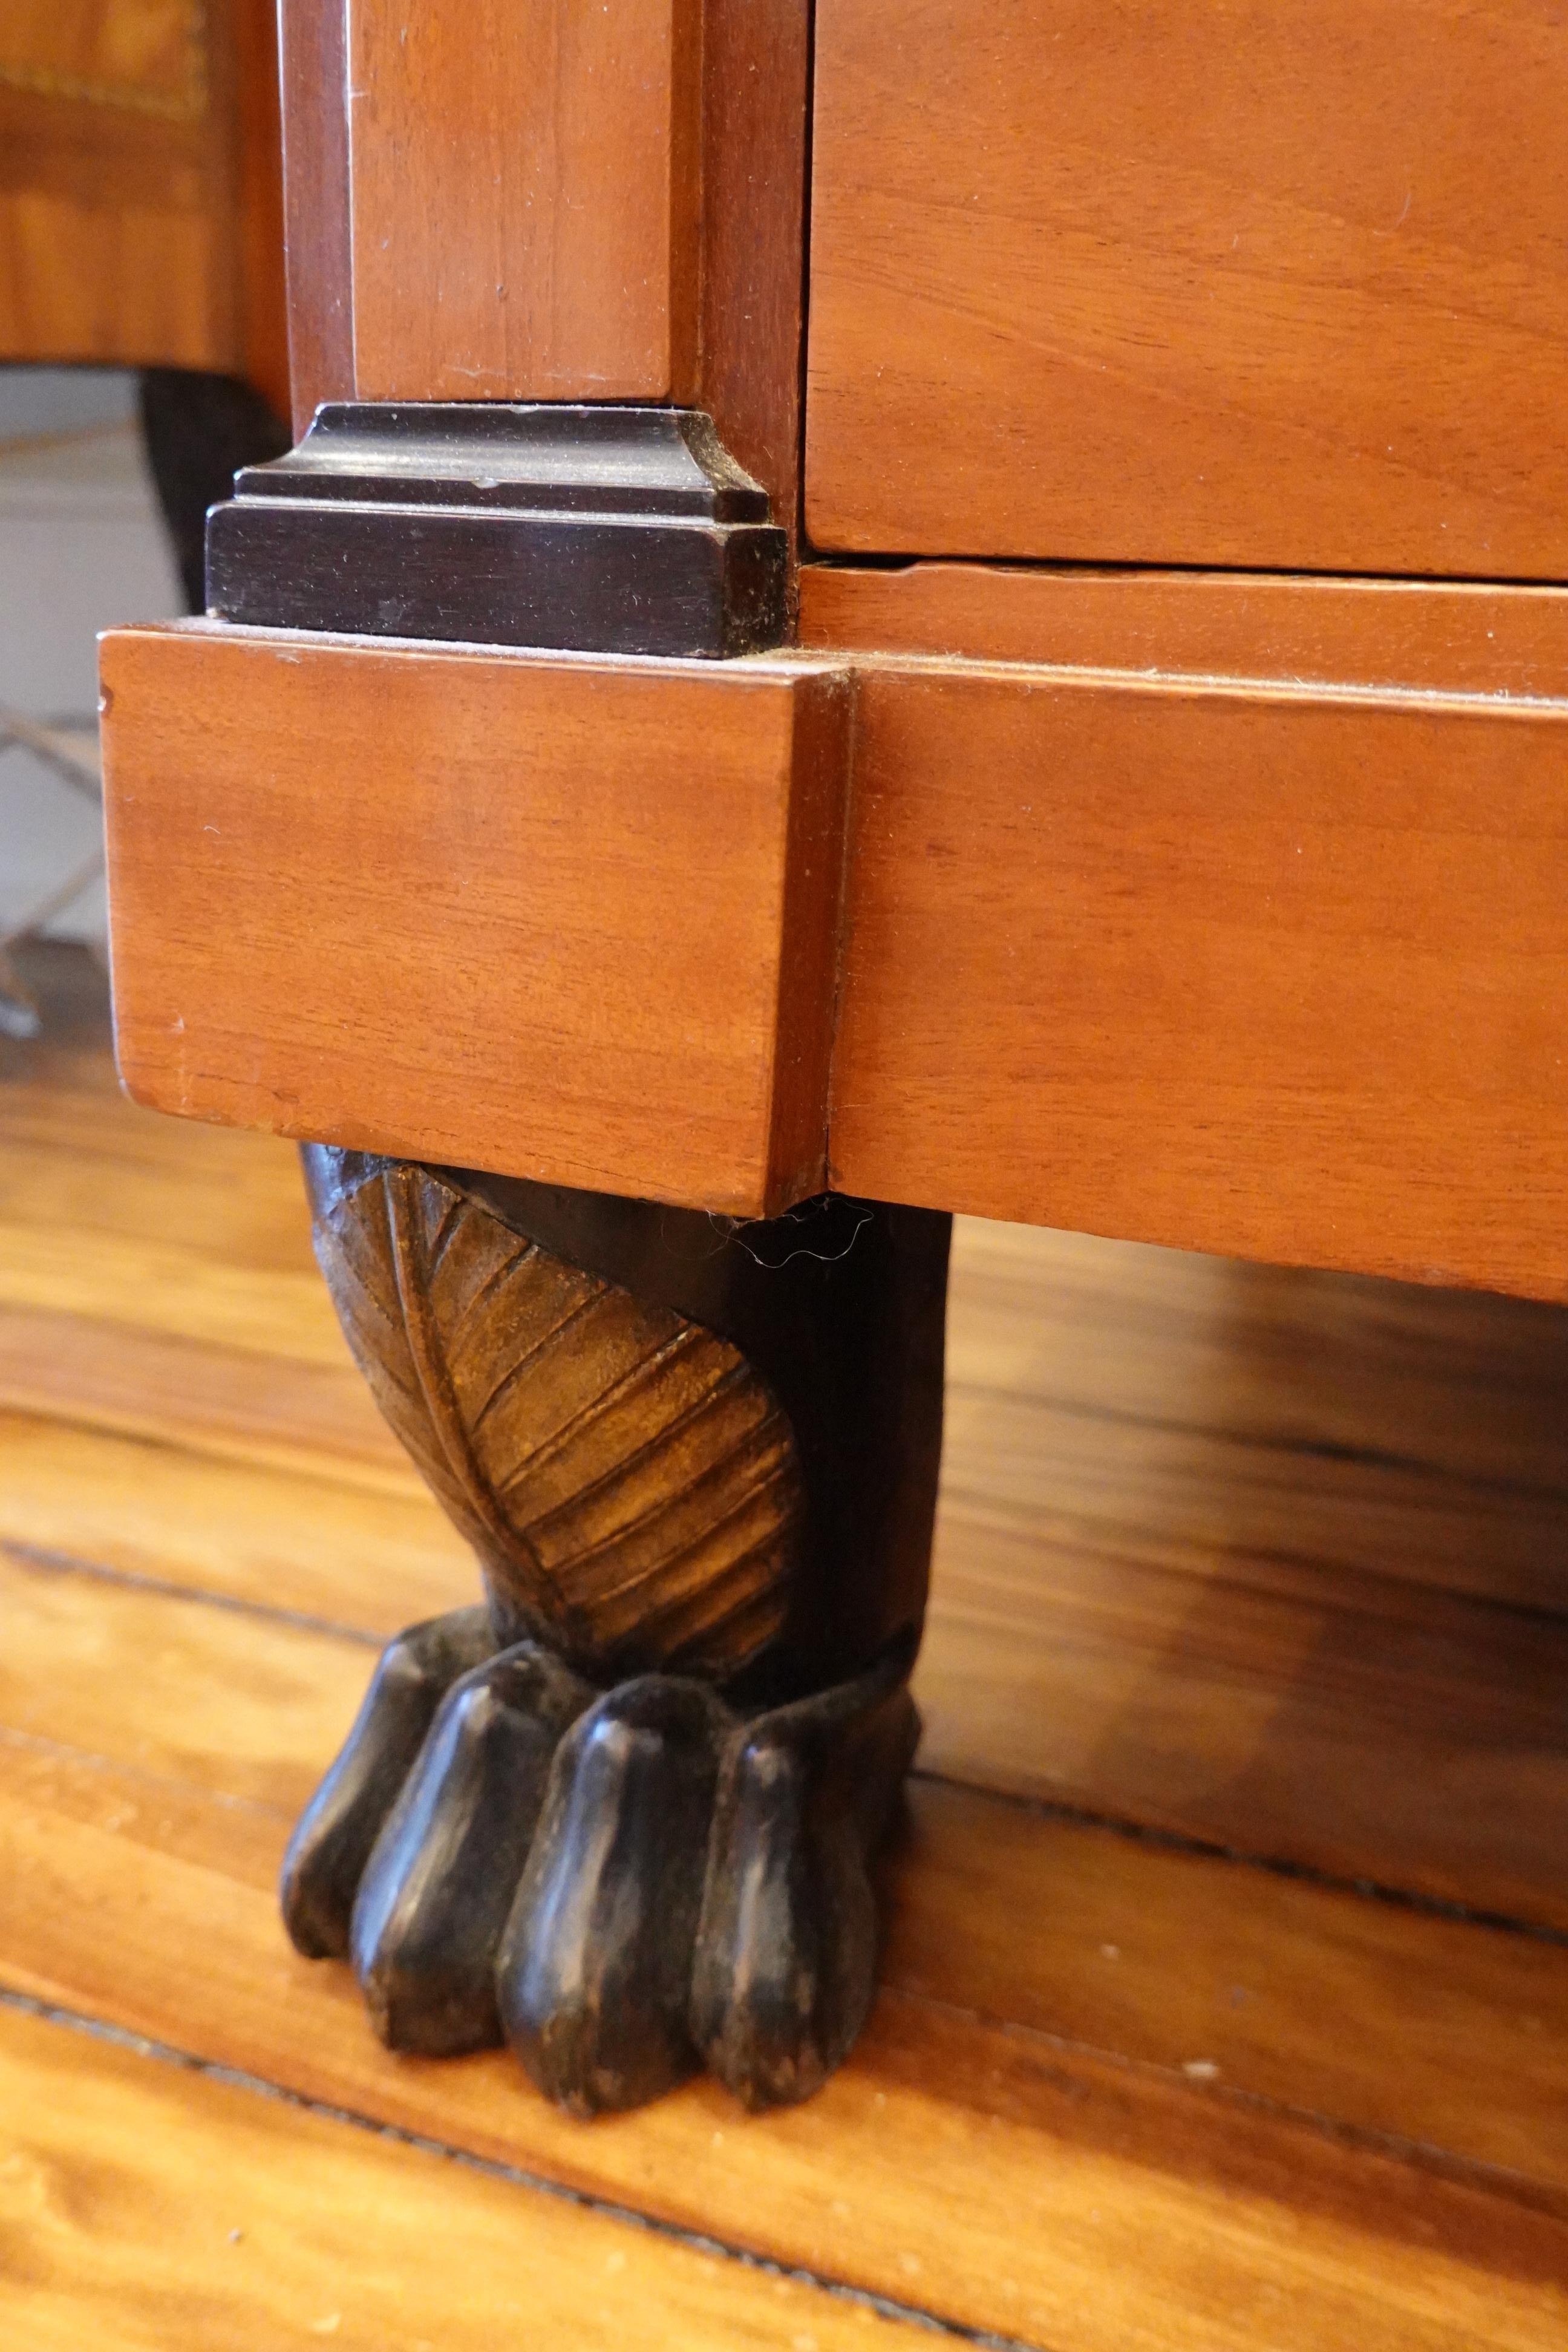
[103,0,1568,1301]
[97,1,1568,2114]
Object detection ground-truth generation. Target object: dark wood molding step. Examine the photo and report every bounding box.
[206,403,788,658]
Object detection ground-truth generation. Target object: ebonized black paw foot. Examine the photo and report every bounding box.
[691,1657,919,2110]
[280,1612,918,2114]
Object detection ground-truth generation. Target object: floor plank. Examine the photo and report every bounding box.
[0,1546,370,1818]
[891,1782,1568,2191]
[6,937,1568,2347]
[4,1538,1563,2206]
[0,947,316,1278]
[0,1305,408,1490]
[936,1220,1568,1660]
[0,2000,919,2352]
[2,1737,1563,2352]
[0,1106,319,1277]
[0,1215,347,1365]
[916,1213,1568,1922]
[8,946,1568,1918]
[1,1549,1566,2345]
[917,1504,1568,1931]
[0,1413,469,1633]
[946,1217,1568,1542]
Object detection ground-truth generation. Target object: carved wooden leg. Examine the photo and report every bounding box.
[282,1146,950,2113]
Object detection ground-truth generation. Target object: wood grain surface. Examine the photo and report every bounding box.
[0,0,286,404]
[227,0,289,416]
[2,1515,1562,2184]
[5,942,1568,2347]
[0,106,224,374]
[2,1586,1566,2352]
[277,1,808,512]
[800,565,1568,697]
[923,1214,1568,1929]
[345,0,700,402]
[828,661,1568,1300]
[0,2004,924,2352]
[5,1708,1568,2352]
[105,618,1568,1295]
[278,0,351,433]
[102,624,851,1218]
[805,0,1568,577]
[697,0,811,540]
[2,1,201,109]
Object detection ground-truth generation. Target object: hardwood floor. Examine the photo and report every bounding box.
[925,1221,1568,1927]
[2,940,1564,2349]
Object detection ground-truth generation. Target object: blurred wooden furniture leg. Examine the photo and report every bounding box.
[137,368,290,610]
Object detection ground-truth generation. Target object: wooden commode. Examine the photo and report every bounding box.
[99,0,1568,2117]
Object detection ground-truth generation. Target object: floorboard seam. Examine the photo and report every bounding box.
[0,1391,414,1498]
[939,1380,1568,1509]
[1,1394,413,1489]
[876,1984,1568,2223]
[0,1721,295,1819]
[0,1537,385,1647]
[933,1486,1568,1632]
[0,1984,1045,2352]
[10,1523,1564,1946]
[909,1768,1568,1946]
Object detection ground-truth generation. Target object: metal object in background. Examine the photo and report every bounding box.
[0,702,102,1038]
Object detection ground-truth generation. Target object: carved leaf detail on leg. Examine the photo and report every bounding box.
[310,1159,804,1681]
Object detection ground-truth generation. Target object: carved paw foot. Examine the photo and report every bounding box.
[690,1655,920,2111]
[280,1612,918,2113]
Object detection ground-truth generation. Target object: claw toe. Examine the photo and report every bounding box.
[280,1606,495,1959]
[693,1681,920,2109]
[497,1678,721,2114]
[351,1641,594,2055]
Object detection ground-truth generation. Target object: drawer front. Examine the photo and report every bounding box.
[828,656,1568,1301]
[805,0,1568,578]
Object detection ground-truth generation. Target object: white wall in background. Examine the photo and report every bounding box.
[0,367,183,942]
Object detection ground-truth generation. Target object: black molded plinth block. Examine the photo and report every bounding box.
[205,403,788,658]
